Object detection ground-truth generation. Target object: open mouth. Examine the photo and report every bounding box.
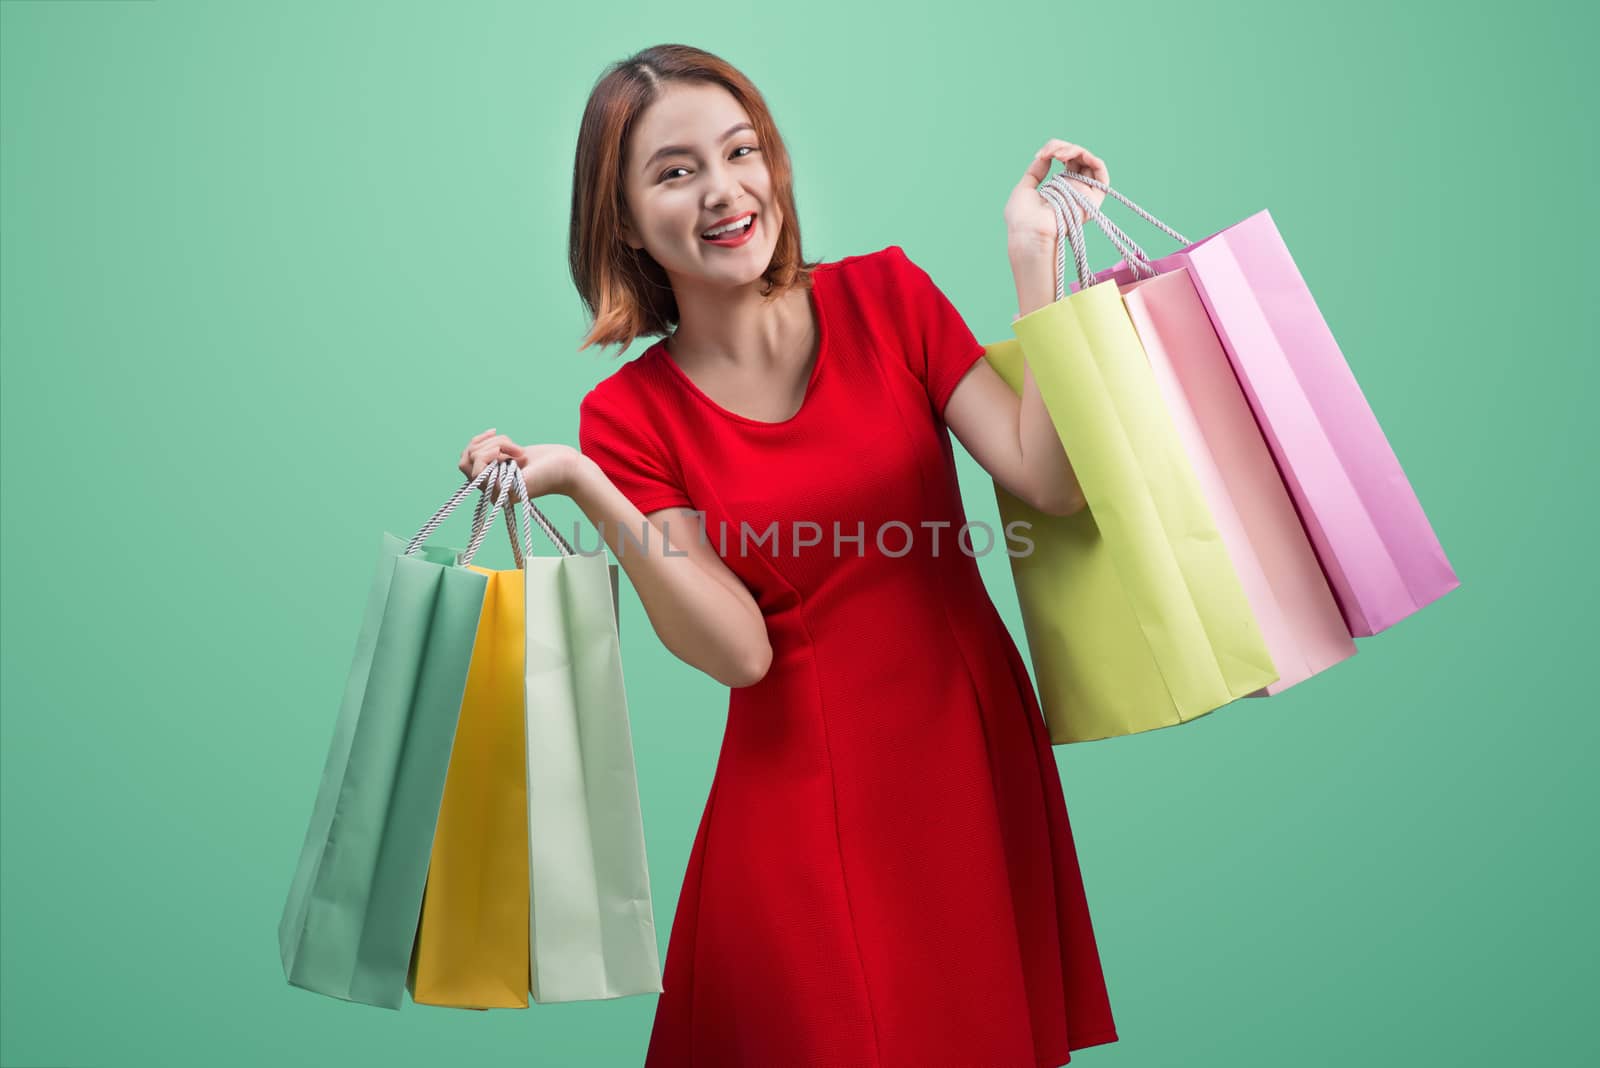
[700,212,757,246]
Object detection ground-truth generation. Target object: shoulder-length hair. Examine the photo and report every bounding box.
[569,44,820,354]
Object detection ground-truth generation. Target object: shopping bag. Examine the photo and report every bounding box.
[279,463,510,1009]
[1049,179,1356,694]
[498,464,663,1002]
[407,465,535,1009]
[1061,172,1460,636]
[982,176,1278,743]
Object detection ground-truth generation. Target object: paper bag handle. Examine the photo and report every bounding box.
[1044,178,1157,285]
[1034,171,1193,298]
[406,459,572,564]
[459,460,576,566]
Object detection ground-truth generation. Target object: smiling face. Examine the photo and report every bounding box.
[620,81,782,290]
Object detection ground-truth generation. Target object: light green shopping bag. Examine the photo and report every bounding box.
[495,464,664,1004]
[984,172,1277,743]
[278,463,517,1008]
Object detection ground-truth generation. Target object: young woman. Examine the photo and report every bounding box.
[458,44,1119,1068]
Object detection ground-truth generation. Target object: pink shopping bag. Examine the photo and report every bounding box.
[1060,175,1460,636]
[1120,267,1356,693]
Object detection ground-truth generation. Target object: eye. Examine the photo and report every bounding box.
[658,145,759,183]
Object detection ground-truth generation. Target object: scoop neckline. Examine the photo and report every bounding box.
[653,273,829,428]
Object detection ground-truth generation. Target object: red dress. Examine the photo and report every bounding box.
[577,245,1119,1067]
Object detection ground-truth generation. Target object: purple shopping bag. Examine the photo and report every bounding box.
[1060,176,1459,637]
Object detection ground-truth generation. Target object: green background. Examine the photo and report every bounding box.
[2,0,1593,1065]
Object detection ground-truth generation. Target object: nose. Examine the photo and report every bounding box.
[701,157,745,212]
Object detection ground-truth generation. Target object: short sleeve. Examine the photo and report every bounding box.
[577,386,694,515]
[884,245,988,416]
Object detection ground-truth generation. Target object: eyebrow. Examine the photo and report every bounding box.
[642,122,755,171]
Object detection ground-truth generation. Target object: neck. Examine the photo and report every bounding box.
[666,270,808,370]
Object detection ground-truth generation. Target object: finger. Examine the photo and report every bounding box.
[1018,149,1054,190]
[1057,146,1107,186]
[1075,149,1108,185]
[1082,149,1108,184]
[1033,140,1077,170]
[462,429,497,470]
[477,462,504,499]
[1056,146,1090,174]
[1034,142,1095,190]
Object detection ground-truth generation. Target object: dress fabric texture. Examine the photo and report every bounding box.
[577,245,1119,1067]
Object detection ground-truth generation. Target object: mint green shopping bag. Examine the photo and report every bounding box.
[278,464,519,1009]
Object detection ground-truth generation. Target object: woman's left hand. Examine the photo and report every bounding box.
[1004,140,1109,261]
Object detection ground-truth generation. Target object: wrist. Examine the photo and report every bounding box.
[1007,232,1055,265]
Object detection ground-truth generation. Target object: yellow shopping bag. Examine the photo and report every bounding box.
[407,497,531,1008]
[984,173,1277,743]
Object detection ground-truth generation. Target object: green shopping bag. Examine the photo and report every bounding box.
[278,463,519,1008]
[984,173,1277,743]
[490,464,662,1004]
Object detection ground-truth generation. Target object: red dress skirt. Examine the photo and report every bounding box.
[577,245,1119,1067]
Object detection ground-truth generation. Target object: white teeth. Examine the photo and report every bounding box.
[702,215,754,239]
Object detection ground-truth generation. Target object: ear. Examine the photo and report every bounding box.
[617,212,643,251]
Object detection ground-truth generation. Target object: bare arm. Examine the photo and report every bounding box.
[565,454,772,688]
[939,248,1085,519]
[945,136,1110,517]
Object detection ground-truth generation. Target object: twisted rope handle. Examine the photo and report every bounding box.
[1052,177,1154,270]
[461,459,577,565]
[1031,170,1195,299]
[405,458,573,563]
[1045,176,1158,283]
[461,460,532,568]
[1037,179,1093,298]
[405,461,505,558]
[450,462,517,566]
[1046,171,1191,247]
[466,462,514,566]
[505,462,575,558]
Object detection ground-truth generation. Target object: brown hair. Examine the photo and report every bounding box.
[569,44,820,354]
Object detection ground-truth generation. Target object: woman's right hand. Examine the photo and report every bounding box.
[457,427,585,504]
